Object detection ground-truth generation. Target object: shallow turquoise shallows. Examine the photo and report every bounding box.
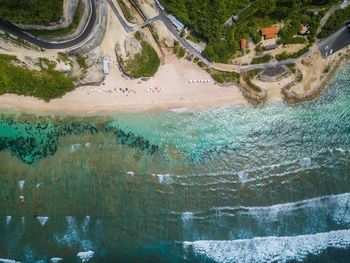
[0,64,350,263]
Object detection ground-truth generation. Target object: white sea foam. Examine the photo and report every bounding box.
[213,193,350,224]
[185,229,350,263]
[181,212,194,224]
[6,216,11,225]
[54,216,80,247]
[237,171,248,183]
[82,216,90,234]
[169,108,190,113]
[36,216,49,226]
[71,144,81,153]
[50,258,63,263]
[0,259,20,263]
[153,174,173,184]
[127,171,135,176]
[299,157,311,167]
[77,251,94,262]
[18,181,25,191]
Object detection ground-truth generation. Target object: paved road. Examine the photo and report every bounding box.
[319,26,350,57]
[107,0,135,33]
[155,8,210,65]
[0,0,96,49]
[109,0,210,65]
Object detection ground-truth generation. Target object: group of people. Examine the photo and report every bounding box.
[145,86,165,93]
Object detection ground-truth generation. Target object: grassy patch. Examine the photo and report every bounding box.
[173,41,186,58]
[57,52,74,68]
[275,46,309,61]
[244,69,261,92]
[186,33,202,43]
[76,54,88,79]
[124,40,160,78]
[286,63,296,73]
[211,69,240,84]
[27,0,84,38]
[0,54,75,101]
[251,55,272,64]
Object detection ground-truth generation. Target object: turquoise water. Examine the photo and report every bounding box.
[0,64,350,262]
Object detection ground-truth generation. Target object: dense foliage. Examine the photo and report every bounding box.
[124,40,160,78]
[211,69,240,84]
[0,0,63,25]
[0,54,75,101]
[318,5,350,39]
[27,1,83,38]
[160,0,338,63]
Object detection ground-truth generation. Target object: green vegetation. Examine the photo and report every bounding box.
[244,69,261,92]
[116,0,137,23]
[0,0,63,25]
[160,0,337,63]
[0,54,75,101]
[211,69,240,84]
[286,63,296,73]
[124,40,160,78]
[27,1,84,38]
[251,54,272,64]
[275,46,310,61]
[57,52,73,67]
[76,55,88,79]
[318,5,350,39]
[173,41,186,58]
[186,33,202,43]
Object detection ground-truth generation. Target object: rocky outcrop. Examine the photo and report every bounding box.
[15,0,80,30]
[239,78,268,106]
[76,47,104,86]
[282,55,347,104]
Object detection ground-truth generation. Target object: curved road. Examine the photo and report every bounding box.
[0,0,96,49]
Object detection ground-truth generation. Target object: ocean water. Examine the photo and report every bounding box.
[0,64,350,262]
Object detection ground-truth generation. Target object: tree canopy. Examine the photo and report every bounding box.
[0,0,64,25]
[160,0,339,63]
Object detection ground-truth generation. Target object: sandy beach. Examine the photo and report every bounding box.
[0,54,249,114]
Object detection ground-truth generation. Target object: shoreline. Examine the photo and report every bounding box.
[0,56,347,116]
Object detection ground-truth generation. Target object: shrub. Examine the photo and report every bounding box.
[251,55,272,64]
[0,54,75,101]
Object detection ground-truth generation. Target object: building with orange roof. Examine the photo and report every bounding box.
[240,38,247,50]
[261,27,279,40]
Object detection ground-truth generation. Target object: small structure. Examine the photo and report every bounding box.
[167,14,185,31]
[258,65,290,82]
[240,39,247,51]
[299,24,311,35]
[261,27,279,40]
[264,44,278,51]
[103,56,109,75]
[306,10,319,17]
[155,0,165,11]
